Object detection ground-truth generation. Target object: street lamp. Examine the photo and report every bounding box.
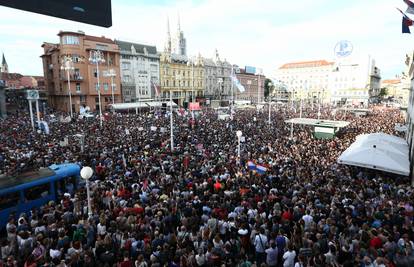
[169,84,174,152]
[104,69,116,106]
[268,81,272,125]
[61,56,74,118]
[236,130,242,164]
[80,166,93,218]
[187,57,196,103]
[89,50,105,127]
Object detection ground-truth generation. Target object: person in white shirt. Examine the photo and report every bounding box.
[265,242,278,267]
[302,210,313,230]
[283,245,296,267]
[254,228,268,265]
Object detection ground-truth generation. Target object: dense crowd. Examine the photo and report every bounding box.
[0,104,413,267]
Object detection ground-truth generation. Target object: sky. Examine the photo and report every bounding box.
[1,0,414,79]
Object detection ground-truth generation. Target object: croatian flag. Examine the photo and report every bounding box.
[398,8,414,33]
[255,165,267,174]
[151,81,161,97]
[404,0,414,15]
[231,75,246,93]
[247,161,256,170]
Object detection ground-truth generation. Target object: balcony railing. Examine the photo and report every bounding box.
[60,74,84,81]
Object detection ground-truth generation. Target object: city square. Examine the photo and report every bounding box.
[0,1,414,267]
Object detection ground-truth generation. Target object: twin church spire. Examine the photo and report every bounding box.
[165,14,186,56]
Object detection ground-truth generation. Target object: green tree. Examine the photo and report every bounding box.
[379,87,388,98]
[264,78,274,98]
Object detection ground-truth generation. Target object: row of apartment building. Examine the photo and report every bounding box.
[273,56,382,106]
[40,24,265,113]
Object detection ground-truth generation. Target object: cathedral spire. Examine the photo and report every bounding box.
[1,53,8,73]
[177,12,181,33]
[165,16,172,53]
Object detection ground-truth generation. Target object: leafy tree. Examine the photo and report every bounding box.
[264,78,274,98]
[379,87,388,98]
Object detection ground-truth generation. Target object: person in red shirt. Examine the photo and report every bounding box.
[282,209,293,221]
[369,230,382,249]
[214,180,222,191]
[117,252,133,267]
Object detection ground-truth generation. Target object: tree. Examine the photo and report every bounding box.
[378,87,388,98]
[264,78,274,98]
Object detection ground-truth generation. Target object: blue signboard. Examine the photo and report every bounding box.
[245,66,256,74]
[334,40,353,58]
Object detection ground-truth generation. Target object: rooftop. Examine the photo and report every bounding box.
[115,40,157,55]
[279,60,334,69]
[382,79,401,84]
[84,35,115,44]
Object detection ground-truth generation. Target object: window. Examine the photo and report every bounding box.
[122,62,130,70]
[0,192,20,210]
[72,54,80,62]
[76,83,81,92]
[80,95,86,102]
[93,69,98,78]
[104,83,109,91]
[24,183,50,201]
[95,97,99,103]
[96,44,108,51]
[123,75,131,83]
[62,35,79,45]
[95,83,99,91]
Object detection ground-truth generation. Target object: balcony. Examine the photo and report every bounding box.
[60,74,84,81]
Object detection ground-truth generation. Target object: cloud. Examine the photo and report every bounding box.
[0,0,410,79]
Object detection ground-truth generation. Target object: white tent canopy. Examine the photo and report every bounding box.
[110,101,177,110]
[338,133,409,176]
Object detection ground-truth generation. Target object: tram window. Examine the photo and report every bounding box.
[0,192,20,210]
[24,183,50,201]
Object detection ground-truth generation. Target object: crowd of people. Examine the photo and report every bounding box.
[0,104,413,267]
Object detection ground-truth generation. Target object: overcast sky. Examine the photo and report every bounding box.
[1,0,414,79]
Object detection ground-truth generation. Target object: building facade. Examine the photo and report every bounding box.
[330,56,381,105]
[1,55,48,114]
[159,18,204,106]
[41,31,122,113]
[404,51,414,184]
[234,66,265,103]
[203,49,232,101]
[275,57,381,106]
[115,40,160,103]
[382,78,410,106]
[275,60,332,103]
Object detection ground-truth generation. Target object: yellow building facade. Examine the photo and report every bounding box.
[159,52,204,106]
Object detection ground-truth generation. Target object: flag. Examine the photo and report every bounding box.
[255,165,267,174]
[122,153,127,168]
[143,179,148,191]
[40,121,50,134]
[231,75,246,93]
[151,81,161,97]
[404,0,414,14]
[247,161,256,170]
[397,8,413,33]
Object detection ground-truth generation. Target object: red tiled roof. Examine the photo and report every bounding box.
[382,79,400,84]
[1,72,23,81]
[84,35,115,44]
[279,60,334,69]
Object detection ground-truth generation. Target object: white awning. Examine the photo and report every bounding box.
[338,133,409,176]
[110,101,177,110]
